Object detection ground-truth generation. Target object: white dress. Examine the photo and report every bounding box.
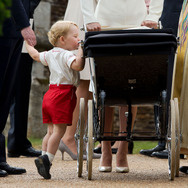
[64,0,93,80]
[81,0,164,27]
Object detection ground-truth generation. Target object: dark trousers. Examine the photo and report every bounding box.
[157,0,183,148]
[156,55,174,148]
[0,37,23,162]
[0,135,6,163]
[8,53,33,152]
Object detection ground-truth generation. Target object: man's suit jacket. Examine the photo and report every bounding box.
[160,0,183,36]
[2,0,40,38]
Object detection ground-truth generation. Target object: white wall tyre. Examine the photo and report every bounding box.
[77,98,85,177]
[174,98,180,177]
[87,100,93,180]
[167,100,176,180]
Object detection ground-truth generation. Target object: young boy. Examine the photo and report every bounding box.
[26,20,85,179]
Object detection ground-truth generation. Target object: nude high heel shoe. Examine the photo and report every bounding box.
[98,151,112,172]
[116,167,129,173]
[59,140,87,160]
[98,166,112,172]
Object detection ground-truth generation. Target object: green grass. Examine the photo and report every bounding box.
[133,141,158,154]
[30,137,158,154]
[94,141,158,154]
[29,137,43,150]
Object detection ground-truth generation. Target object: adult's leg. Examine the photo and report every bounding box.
[148,54,175,158]
[111,106,137,150]
[116,106,128,168]
[0,134,7,177]
[95,106,137,155]
[0,38,26,175]
[0,39,14,163]
[61,80,92,155]
[8,53,33,152]
[0,39,22,130]
[100,107,114,167]
[0,134,6,163]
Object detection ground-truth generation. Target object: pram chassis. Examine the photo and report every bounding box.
[74,28,179,180]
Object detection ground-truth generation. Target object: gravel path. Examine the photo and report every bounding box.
[1,151,188,188]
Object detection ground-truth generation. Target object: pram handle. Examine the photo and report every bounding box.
[80,21,162,32]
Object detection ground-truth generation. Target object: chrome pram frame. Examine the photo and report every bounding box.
[75,28,180,181]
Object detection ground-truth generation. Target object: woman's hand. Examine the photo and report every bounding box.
[86,22,101,31]
[141,20,158,29]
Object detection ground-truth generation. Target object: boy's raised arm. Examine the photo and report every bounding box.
[71,46,85,71]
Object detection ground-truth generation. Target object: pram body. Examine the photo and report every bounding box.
[85,29,176,106]
[75,28,179,181]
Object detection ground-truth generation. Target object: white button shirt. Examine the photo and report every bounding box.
[40,47,80,87]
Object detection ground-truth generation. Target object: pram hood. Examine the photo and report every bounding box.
[84,29,177,57]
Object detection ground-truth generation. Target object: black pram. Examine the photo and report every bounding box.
[75,29,179,181]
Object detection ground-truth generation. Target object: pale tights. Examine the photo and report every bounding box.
[100,106,137,167]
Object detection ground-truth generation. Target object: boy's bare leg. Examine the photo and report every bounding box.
[42,123,53,152]
[48,124,67,155]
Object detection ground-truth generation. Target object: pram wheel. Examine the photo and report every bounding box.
[76,98,85,177]
[87,100,93,180]
[174,98,180,177]
[167,100,176,180]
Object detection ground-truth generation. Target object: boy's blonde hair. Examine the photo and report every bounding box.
[48,20,78,46]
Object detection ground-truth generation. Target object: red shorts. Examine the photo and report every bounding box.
[42,84,77,125]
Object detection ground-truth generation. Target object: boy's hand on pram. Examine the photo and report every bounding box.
[78,40,84,49]
[86,22,101,31]
[141,20,158,29]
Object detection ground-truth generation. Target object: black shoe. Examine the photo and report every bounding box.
[0,169,8,177]
[140,145,165,156]
[179,166,188,174]
[151,149,168,159]
[93,146,101,154]
[8,147,42,158]
[151,150,185,159]
[0,162,26,175]
[35,155,51,179]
